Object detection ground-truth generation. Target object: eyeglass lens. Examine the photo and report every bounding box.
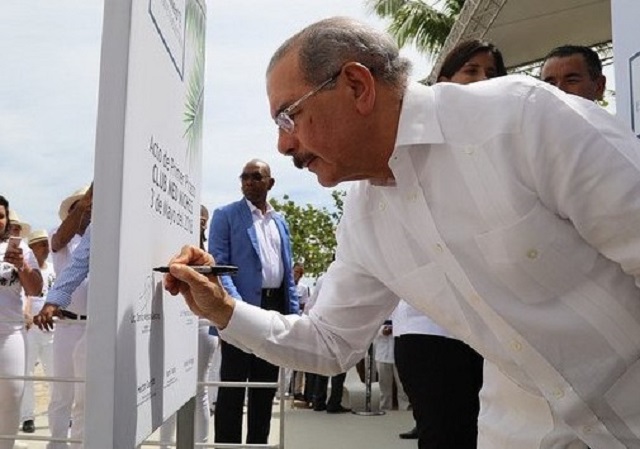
[240,172,264,182]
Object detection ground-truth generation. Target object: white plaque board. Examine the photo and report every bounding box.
[612,0,640,134]
[85,0,206,447]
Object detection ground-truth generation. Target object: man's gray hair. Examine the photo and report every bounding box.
[267,17,412,94]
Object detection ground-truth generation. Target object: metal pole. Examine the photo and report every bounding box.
[352,344,385,416]
[278,367,286,449]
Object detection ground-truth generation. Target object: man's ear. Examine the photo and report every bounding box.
[595,74,606,101]
[342,62,376,115]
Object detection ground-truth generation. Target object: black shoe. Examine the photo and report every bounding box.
[22,420,36,433]
[399,427,418,439]
[326,405,351,414]
[313,403,327,412]
[293,393,306,402]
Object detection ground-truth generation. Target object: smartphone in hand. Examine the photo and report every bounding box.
[4,236,22,262]
[6,236,21,252]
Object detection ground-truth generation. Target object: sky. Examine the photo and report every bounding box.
[0,0,433,233]
[0,1,617,234]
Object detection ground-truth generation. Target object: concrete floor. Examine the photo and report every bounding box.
[14,368,417,449]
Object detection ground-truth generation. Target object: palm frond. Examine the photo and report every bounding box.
[182,0,206,165]
[368,0,465,56]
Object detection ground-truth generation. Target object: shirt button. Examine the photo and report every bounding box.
[583,425,592,434]
[378,201,387,211]
[552,388,565,399]
[407,191,418,201]
[510,340,522,352]
[435,243,444,253]
[526,249,538,259]
[464,146,475,155]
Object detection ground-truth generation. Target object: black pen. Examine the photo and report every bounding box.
[153,265,238,275]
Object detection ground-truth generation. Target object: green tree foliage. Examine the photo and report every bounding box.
[270,190,346,278]
[367,0,465,56]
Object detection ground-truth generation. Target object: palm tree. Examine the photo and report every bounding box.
[183,0,206,165]
[367,0,466,57]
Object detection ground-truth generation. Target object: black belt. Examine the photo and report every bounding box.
[60,310,87,320]
[262,288,281,298]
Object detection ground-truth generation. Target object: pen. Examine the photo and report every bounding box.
[152,265,238,275]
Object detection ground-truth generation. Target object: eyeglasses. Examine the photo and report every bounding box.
[239,172,268,182]
[274,71,341,134]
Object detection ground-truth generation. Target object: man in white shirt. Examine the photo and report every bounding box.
[20,230,56,434]
[164,17,640,449]
[44,185,91,449]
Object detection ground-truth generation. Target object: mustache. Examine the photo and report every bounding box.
[292,152,313,169]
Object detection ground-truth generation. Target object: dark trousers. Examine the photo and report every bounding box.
[303,372,315,403]
[395,334,483,449]
[214,288,285,443]
[312,372,346,410]
[214,340,279,444]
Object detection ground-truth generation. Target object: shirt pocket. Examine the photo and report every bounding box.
[475,201,599,304]
[386,262,472,341]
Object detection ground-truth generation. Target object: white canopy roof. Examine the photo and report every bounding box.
[427,0,612,82]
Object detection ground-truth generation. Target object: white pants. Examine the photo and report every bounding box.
[282,368,294,396]
[47,322,86,449]
[0,327,25,449]
[292,370,304,395]
[159,322,217,448]
[208,336,221,405]
[376,361,410,411]
[69,333,86,449]
[21,327,54,421]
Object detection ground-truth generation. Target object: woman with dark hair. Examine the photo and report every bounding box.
[438,39,507,83]
[0,195,42,449]
[394,40,507,449]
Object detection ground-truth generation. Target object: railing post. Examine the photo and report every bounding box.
[352,344,385,416]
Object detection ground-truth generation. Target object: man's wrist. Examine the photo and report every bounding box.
[213,295,236,330]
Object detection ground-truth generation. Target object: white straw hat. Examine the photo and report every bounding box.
[8,210,31,238]
[27,229,49,246]
[58,185,90,221]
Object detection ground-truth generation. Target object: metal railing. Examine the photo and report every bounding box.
[0,319,287,449]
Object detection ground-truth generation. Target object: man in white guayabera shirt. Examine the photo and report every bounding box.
[163,17,640,449]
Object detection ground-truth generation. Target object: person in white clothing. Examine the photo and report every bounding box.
[290,262,310,402]
[393,300,482,444]
[164,17,640,449]
[45,185,92,449]
[7,210,31,239]
[0,195,42,449]
[373,317,409,411]
[20,230,57,434]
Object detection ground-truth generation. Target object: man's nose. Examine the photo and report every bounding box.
[277,129,299,156]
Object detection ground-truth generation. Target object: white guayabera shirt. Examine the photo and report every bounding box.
[223,77,640,449]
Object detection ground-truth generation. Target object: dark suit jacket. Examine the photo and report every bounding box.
[208,198,299,316]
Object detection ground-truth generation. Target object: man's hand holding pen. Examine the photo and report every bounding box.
[162,245,236,329]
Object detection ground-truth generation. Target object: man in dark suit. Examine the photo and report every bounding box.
[208,159,298,444]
